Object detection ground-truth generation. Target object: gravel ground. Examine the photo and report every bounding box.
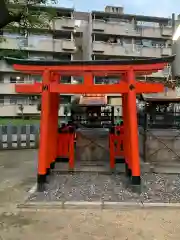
[29,172,180,203]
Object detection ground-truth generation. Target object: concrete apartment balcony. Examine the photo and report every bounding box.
[142,26,172,38]
[0,61,16,72]
[161,47,172,55]
[162,27,172,37]
[29,38,76,52]
[141,47,171,57]
[0,37,76,53]
[14,104,70,117]
[0,103,70,117]
[54,17,75,31]
[16,105,39,115]
[54,39,76,52]
[92,20,141,37]
[141,27,162,38]
[93,20,172,39]
[0,106,16,117]
[140,47,161,58]
[0,38,20,50]
[93,42,171,58]
[0,84,15,94]
[0,37,52,51]
[93,42,139,56]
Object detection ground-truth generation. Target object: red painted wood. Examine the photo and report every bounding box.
[15,83,42,93]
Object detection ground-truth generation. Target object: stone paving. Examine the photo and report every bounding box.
[28,171,180,203]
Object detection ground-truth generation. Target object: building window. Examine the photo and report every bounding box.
[0,97,4,105]
[61,76,71,83]
[10,76,25,83]
[94,76,120,85]
[10,96,17,105]
[8,95,30,105]
[60,95,71,104]
[10,77,17,83]
[72,76,83,84]
[33,75,42,82]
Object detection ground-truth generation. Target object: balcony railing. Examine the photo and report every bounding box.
[53,17,75,30]
[93,41,172,58]
[92,19,172,38]
[0,37,76,53]
[92,20,141,36]
[0,83,16,94]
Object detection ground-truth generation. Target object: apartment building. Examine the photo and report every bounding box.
[88,6,173,111]
[0,5,173,118]
[0,6,78,118]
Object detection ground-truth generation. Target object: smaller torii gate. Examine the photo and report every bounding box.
[5,56,175,190]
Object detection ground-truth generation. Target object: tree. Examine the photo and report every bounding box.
[37,102,41,111]
[63,104,70,122]
[0,0,57,59]
[18,104,24,119]
[70,96,85,114]
[0,0,57,30]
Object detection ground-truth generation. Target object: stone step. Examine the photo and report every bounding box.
[151,162,180,174]
[53,162,152,173]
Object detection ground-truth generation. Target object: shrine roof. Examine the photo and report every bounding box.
[142,89,180,102]
[79,95,107,105]
[4,55,175,66]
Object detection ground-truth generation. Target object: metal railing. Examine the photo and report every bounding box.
[138,109,180,163]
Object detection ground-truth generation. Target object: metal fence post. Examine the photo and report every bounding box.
[26,125,31,148]
[35,124,40,148]
[17,125,21,148]
[143,104,148,162]
[7,125,13,149]
[0,126,3,149]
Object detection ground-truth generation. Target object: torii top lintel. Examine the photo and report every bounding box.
[5,55,175,95]
[5,55,175,74]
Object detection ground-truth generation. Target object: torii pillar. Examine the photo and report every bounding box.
[122,70,141,184]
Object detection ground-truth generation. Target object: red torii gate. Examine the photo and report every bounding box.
[5,56,175,190]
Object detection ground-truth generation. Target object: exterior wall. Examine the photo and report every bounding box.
[81,14,92,60]
[173,39,180,77]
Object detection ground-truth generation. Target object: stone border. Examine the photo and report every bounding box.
[22,183,37,203]
[17,200,180,210]
[18,175,180,210]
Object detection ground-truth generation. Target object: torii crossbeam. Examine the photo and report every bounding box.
[5,55,175,190]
